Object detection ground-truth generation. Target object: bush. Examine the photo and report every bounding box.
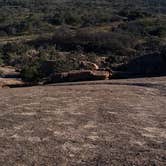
[21,65,40,82]
[118,9,150,21]
[0,53,3,65]
[2,43,30,66]
[52,28,136,55]
[64,12,81,25]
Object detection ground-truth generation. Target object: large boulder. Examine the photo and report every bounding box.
[92,70,111,80]
[49,70,111,83]
[68,70,94,82]
[48,72,69,83]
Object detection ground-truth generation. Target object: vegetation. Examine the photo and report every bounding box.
[0,0,166,81]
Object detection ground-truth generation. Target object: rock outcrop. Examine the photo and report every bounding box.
[0,78,27,88]
[0,66,28,88]
[49,70,111,83]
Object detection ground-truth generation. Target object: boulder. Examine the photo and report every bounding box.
[68,70,94,82]
[49,70,111,83]
[92,70,110,80]
[49,72,69,83]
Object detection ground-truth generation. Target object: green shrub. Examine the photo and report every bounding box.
[64,12,81,25]
[0,52,3,65]
[21,65,39,82]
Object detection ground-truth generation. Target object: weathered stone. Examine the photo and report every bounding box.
[49,70,111,83]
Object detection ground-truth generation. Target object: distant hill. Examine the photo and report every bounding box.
[0,0,165,80]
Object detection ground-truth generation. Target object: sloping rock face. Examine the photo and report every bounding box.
[0,77,166,165]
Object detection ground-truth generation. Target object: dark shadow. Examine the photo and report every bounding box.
[116,52,166,78]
